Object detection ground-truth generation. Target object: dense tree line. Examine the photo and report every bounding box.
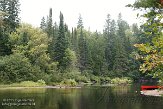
[1,0,162,84]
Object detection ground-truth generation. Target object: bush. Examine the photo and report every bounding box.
[90,75,100,83]
[58,72,89,83]
[9,80,46,87]
[105,77,111,83]
[75,75,89,83]
[37,79,46,85]
[0,54,39,83]
[110,77,133,84]
[50,73,63,83]
[60,79,77,86]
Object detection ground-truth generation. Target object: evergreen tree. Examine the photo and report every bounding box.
[46,8,53,37]
[78,28,86,72]
[113,13,130,77]
[113,36,129,77]
[77,14,83,29]
[54,12,68,70]
[40,16,46,31]
[64,24,71,48]
[0,0,20,56]
[104,14,116,71]
[0,0,20,32]
[76,14,91,72]
[73,28,79,54]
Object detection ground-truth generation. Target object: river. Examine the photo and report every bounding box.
[0,84,163,109]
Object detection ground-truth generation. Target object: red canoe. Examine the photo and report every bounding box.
[141,86,163,90]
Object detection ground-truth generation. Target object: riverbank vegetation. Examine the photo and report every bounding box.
[0,0,162,87]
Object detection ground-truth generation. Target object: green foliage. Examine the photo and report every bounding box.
[60,79,77,86]
[89,31,106,75]
[8,80,46,87]
[0,4,145,85]
[129,0,163,80]
[9,24,58,74]
[46,8,53,37]
[0,0,20,56]
[0,0,20,32]
[99,76,111,83]
[90,75,100,83]
[0,53,38,83]
[54,12,68,71]
[37,79,46,85]
[63,48,77,72]
[110,77,133,84]
[77,14,84,29]
[40,17,46,31]
[59,72,89,83]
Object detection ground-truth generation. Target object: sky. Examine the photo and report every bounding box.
[19,0,140,32]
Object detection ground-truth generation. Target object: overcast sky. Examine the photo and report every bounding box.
[19,0,140,32]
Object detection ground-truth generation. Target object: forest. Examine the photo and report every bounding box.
[0,0,163,86]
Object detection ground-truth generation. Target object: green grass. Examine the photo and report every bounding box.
[0,80,46,87]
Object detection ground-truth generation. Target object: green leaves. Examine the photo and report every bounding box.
[0,53,38,83]
[131,0,163,80]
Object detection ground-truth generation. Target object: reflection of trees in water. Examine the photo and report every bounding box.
[112,86,131,95]
[96,85,132,105]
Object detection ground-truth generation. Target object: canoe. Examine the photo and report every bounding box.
[141,86,163,90]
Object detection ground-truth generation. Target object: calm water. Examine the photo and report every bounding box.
[0,84,163,109]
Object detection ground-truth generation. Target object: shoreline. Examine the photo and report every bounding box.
[0,86,82,90]
[141,90,163,97]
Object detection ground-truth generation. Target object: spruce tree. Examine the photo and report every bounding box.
[0,0,20,56]
[113,13,130,77]
[73,28,78,54]
[54,12,68,70]
[77,14,84,29]
[0,0,20,32]
[46,8,53,37]
[104,14,116,71]
[77,15,90,72]
[40,16,46,31]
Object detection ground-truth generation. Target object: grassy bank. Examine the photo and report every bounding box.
[0,80,46,87]
[0,76,133,88]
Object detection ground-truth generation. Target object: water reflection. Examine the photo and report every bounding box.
[0,85,163,109]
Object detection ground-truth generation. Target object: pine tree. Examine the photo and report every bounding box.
[54,12,68,70]
[40,16,46,31]
[113,36,129,77]
[46,8,53,37]
[77,14,83,29]
[113,13,130,77]
[64,24,71,48]
[0,0,20,32]
[0,0,20,56]
[73,28,78,54]
[104,14,117,71]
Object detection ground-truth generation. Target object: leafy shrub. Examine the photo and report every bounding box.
[60,72,89,83]
[50,73,63,83]
[9,80,46,87]
[0,54,39,83]
[111,77,133,84]
[90,75,100,83]
[75,75,89,83]
[37,79,46,85]
[60,79,77,86]
[105,77,111,83]
[99,76,105,83]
